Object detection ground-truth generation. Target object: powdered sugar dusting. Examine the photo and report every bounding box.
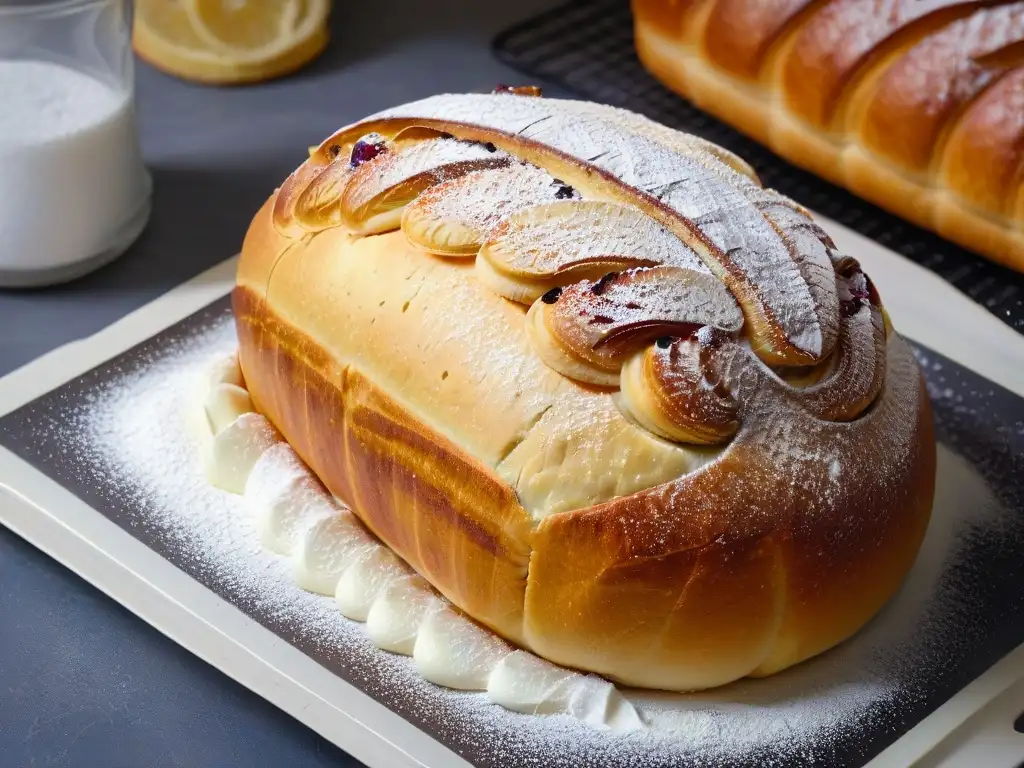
[362,93,831,357]
[978,67,1024,135]
[546,266,742,363]
[800,0,965,92]
[759,201,839,341]
[868,4,1024,167]
[947,66,1024,191]
[410,162,565,239]
[487,199,709,277]
[8,305,1021,768]
[344,137,507,211]
[552,96,761,183]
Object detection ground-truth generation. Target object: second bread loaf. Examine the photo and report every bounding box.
[632,0,1024,273]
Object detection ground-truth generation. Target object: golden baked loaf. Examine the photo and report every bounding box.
[234,91,937,691]
[632,0,1024,273]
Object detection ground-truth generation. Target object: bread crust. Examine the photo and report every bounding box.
[236,181,936,689]
[234,284,533,645]
[633,1,1024,272]
[527,350,935,688]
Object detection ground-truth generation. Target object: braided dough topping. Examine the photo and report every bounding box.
[272,92,894,449]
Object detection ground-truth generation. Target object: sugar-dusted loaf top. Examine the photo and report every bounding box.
[269,90,890,458]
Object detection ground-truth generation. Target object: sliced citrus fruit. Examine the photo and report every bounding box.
[135,0,209,54]
[186,0,303,53]
[133,0,330,86]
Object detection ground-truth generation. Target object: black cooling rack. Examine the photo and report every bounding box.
[492,0,1024,336]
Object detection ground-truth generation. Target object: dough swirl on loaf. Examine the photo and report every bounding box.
[269,92,882,447]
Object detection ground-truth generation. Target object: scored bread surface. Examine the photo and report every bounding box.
[235,92,936,690]
[632,0,1024,272]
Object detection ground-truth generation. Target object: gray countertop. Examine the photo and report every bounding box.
[0,2,559,765]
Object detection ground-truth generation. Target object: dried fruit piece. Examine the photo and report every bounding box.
[541,287,562,304]
[551,179,576,199]
[349,132,388,168]
[835,261,879,318]
[493,84,543,96]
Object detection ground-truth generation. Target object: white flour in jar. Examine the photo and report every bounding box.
[0,60,147,275]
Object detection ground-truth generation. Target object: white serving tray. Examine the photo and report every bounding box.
[1,216,1023,768]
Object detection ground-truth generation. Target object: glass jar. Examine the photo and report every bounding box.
[0,0,151,287]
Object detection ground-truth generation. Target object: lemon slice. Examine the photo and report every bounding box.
[133,0,330,85]
[135,0,209,54]
[187,0,304,54]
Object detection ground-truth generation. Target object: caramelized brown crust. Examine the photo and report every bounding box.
[703,0,813,80]
[633,0,1024,272]
[940,68,1024,217]
[527,342,934,689]
[781,0,983,130]
[851,5,1024,174]
[619,338,741,443]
